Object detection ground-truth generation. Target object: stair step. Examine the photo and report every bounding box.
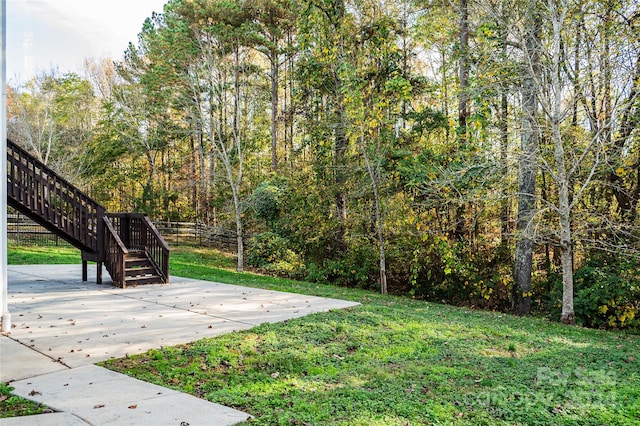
[125,259,152,268]
[125,275,163,286]
[126,250,148,259]
[125,267,156,277]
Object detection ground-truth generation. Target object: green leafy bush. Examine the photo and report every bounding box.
[304,238,379,290]
[573,256,640,331]
[247,232,304,278]
[402,235,511,310]
[253,181,285,229]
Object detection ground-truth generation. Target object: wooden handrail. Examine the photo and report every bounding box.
[103,217,128,288]
[141,215,171,252]
[103,217,129,254]
[6,139,105,255]
[141,215,170,283]
[106,213,170,283]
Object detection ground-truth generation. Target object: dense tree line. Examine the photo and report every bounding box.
[7,0,640,329]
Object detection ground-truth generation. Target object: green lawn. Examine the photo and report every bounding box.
[102,299,640,425]
[7,243,80,264]
[5,245,640,424]
[0,382,52,418]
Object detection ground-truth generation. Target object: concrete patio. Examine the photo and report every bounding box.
[0,264,359,425]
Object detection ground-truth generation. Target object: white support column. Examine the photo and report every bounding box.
[1,0,11,333]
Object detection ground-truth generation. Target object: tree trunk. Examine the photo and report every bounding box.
[232,185,244,273]
[549,5,574,324]
[458,0,469,142]
[451,0,470,242]
[334,103,348,252]
[556,137,574,324]
[559,215,574,324]
[499,11,509,247]
[190,135,198,218]
[609,58,640,222]
[373,183,387,295]
[270,49,279,170]
[500,89,509,246]
[197,125,209,223]
[513,7,541,315]
[363,142,387,295]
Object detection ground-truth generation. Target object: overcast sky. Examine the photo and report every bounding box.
[7,0,167,84]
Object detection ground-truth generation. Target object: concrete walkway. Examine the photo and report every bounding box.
[0,265,359,425]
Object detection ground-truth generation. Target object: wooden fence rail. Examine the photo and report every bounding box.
[8,212,247,253]
[154,221,251,251]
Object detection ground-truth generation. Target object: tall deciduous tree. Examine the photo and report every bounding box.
[7,70,97,182]
[249,0,296,170]
[172,0,267,271]
[513,2,541,316]
[296,0,355,253]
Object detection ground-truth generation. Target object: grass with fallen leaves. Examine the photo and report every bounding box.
[5,244,640,424]
[104,247,640,425]
[0,383,51,418]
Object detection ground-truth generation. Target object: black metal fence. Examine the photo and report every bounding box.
[7,210,72,247]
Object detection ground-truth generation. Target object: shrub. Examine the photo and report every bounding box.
[573,256,640,331]
[303,238,379,290]
[246,232,304,278]
[402,235,511,310]
[253,181,284,229]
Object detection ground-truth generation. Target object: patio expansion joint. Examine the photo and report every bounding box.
[4,334,72,371]
[97,289,259,328]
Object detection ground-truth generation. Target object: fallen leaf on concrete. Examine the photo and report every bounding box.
[29,390,42,396]
[94,404,105,409]
[128,405,137,409]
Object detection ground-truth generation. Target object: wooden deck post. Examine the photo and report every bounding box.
[82,259,88,282]
[97,261,102,284]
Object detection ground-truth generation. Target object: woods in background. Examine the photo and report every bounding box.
[7,0,640,330]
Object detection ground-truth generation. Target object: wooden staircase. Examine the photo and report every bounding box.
[6,139,170,287]
[125,250,163,286]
